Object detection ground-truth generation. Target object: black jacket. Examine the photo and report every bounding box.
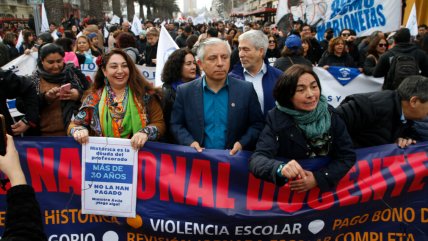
[0,70,39,134]
[318,52,356,67]
[249,106,356,192]
[145,43,158,67]
[2,185,47,241]
[373,43,428,88]
[336,90,418,147]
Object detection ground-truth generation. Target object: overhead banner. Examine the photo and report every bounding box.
[275,0,401,40]
[314,67,383,107]
[0,137,427,240]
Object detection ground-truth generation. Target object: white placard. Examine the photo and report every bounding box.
[81,137,138,217]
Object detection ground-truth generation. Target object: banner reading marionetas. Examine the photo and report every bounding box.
[0,137,427,241]
[276,0,402,40]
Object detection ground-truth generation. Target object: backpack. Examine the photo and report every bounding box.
[384,52,420,90]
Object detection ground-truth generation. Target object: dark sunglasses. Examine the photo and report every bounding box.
[269,40,276,43]
[341,33,350,36]
[378,43,387,47]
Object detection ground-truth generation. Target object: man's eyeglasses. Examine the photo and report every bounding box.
[378,43,387,47]
[341,33,350,37]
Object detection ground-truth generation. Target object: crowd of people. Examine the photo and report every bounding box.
[1,14,428,239]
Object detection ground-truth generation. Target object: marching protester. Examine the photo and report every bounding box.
[115,32,140,64]
[69,49,165,150]
[2,32,19,61]
[373,28,428,90]
[229,30,282,116]
[26,43,88,136]
[336,75,428,148]
[18,30,35,54]
[274,34,312,72]
[161,48,200,143]
[363,36,388,76]
[300,24,322,65]
[170,38,264,155]
[144,28,159,67]
[249,64,356,192]
[74,35,101,64]
[318,36,357,69]
[0,135,47,241]
[265,34,281,66]
[0,69,39,135]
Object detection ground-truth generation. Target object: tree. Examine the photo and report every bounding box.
[88,0,105,22]
[44,0,65,27]
[113,0,122,17]
[137,0,146,19]
[127,0,135,19]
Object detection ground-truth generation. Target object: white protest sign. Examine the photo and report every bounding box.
[81,137,138,217]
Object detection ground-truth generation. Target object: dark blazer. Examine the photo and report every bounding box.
[170,76,264,150]
[249,106,355,192]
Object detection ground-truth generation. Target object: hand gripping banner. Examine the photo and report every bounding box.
[0,137,427,241]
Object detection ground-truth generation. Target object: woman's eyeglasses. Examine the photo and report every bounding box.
[269,40,276,43]
[341,33,350,37]
[378,43,387,47]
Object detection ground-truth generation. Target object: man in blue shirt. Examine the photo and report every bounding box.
[170,38,264,155]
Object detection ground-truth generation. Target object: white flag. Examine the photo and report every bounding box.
[111,15,120,25]
[154,25,179,87]
[40,3,49,33]
[406,3,418,36]
[131,15,142,36]
[275,0,289,24]
[16,30,23,51]
[51,30,59,40]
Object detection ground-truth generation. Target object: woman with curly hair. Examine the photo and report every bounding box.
[161,48,200,143]
[68,49,165,150]
[318,36,356,69]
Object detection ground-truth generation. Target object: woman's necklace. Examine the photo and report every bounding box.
[113,89,126,104]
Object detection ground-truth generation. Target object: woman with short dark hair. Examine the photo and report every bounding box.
[249,64,355,192]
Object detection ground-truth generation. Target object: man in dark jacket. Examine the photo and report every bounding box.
[171,38,264,155]
[175,25,192,48]
[229,30,282,116]
[0,70,39,135]
[336,75,428,148]
[373,28,428,89]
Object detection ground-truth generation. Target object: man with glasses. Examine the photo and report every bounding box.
[300,24,322,64]
[229,30,283,116]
